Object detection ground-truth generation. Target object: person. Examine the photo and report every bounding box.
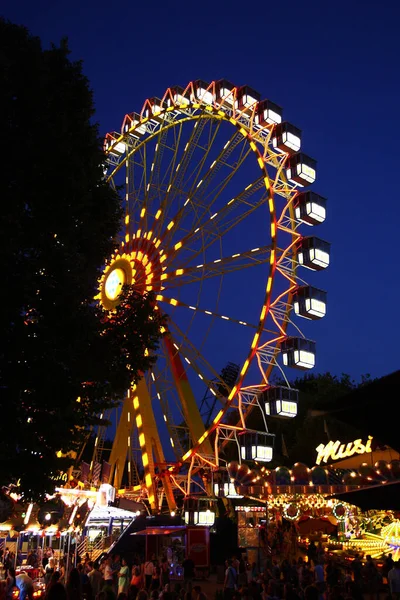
[389,561,400,600]
[15,571,34,600]
[4,566,16,600]
[160,557,170,588]
[117,594,128,600]
[351,554,362,586]
[224,559,237,600]
[130,567,142,598]
[151,563,161,592]
[118,559,130,595]
[363,555,380,600]
[88,561,104,597]
[182,557,195,587]
[104,558,115,588]
[307,542,317,567]
[313,560,325,599]
[45,558,55,587]
[304,586,319,600]
[47,572,61,592]
[385,553,395,580]
[66,567,82,600]
[143,559,154,591]
[58,558,66,585]
[46,582,68,600]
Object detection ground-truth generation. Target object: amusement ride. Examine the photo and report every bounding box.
[91,79,330,518]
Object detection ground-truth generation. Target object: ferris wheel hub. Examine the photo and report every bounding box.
[100,233,164,310]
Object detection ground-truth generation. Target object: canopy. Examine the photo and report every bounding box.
[297,516,337,535]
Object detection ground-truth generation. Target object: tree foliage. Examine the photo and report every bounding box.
[0,20,164,499]
[235,372,372,467]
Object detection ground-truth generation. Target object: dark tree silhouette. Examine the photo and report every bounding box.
[0,20,164,499]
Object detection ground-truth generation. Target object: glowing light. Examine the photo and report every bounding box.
[316,436,373,465]
[105,268,125,300]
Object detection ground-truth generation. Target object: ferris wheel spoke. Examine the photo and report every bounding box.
[136,127,170,235]
[167,320,230,398]
[151,365,185,459]
[156,294,277,335]
[159,245,272,288]
[166,177,267,269]
[156,123,224,247]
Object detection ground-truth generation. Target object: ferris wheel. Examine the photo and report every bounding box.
[95,80,329,514]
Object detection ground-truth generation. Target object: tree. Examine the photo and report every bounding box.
[0,20,164,499]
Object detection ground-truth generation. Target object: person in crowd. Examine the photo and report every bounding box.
[223,559,237,600]
[66,567,82,600]
[4,566,15,600]
[363,554,380,600]
[389,560,400,600]
[182,557,195,588]
[130,567,143,598]
[45,558,55,588]
[143,559,155,591]
[88,561,104,598]
[104,558,115,589]
[160,557,170,588]
[118,558,130,596]
[58,558,66,585]
[151,563,161,592]
[15,571,34,600]
[46,582,68,600]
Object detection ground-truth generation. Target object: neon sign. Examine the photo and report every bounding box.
[315,436,373,465]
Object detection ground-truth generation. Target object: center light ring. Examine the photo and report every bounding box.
[101,256,133,311]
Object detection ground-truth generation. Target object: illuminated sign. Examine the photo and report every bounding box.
[315,436,373,465]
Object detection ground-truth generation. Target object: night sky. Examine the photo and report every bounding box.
[3,0,400,382]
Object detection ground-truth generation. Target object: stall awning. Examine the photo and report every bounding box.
[131,526,186,536]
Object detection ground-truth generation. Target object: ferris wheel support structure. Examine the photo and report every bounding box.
[97,79,330,511]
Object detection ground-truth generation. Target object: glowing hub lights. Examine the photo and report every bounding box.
[99,79,328,508]
[105,268,125,301]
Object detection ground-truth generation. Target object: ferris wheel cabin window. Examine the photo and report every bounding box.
[293,285,327,320]
[286,153,317,186]
[193,80,214,105]
[235,85,261,112]
[255,99,283,126]
[262,385,299,418]
[239,431,275,462]
[215,79,236,105]
[295,191,327,225]
[145,97,167,119]
[297,237,330,270]
[272,122,302,153]
[280,337,316,370]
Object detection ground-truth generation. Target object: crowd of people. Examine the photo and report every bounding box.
[223,546,400,600]
[0,551,205,600]
[2,542,400,600]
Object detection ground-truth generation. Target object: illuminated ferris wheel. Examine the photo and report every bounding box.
[95,80,329,515]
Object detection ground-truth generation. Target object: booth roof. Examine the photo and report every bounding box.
[131,526,186,536]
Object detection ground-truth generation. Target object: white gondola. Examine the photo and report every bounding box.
[272,122,301,153]
[297,237,330,270]
[255,99,282,126]
[293,286,327,320]
[263,386,299,418]
[287,153,316,186]
[280,337,316,370]
[295,191,326,225]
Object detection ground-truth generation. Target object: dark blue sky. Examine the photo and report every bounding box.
[4,0,400,381]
